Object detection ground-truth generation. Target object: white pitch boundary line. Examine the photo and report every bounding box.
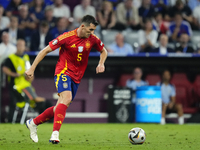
[27,112,192,119]
[65,113,108,118]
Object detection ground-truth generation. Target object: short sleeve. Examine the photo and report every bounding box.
[2,58,15,72]
[171,85,176,97]
[126,80,132,88]
[92,35,104,52]
[49,33,67,51]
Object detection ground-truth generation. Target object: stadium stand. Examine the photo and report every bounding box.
[145,74,161,85]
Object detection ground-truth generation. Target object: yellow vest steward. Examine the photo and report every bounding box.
[8,54,31,93]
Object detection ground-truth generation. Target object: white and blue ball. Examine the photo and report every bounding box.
[128,127,146,145]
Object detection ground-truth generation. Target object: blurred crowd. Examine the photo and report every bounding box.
[0,0,200,55]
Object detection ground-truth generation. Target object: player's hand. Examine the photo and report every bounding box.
[96,63,105,74]
[25,69,34,79]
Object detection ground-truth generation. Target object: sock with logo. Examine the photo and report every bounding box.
[53,103,68,131]
[33,106,54,125]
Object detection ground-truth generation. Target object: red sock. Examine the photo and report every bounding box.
[53,103,68,131]
[33,106,54,125]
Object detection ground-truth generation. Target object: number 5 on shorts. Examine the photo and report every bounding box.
[62,74,67,81]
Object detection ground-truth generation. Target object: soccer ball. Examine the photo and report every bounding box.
[128,127,146,145]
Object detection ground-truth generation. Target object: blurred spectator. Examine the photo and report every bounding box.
[42,6,57,29]
[158,70,184,125]
[6,0,22,17]
[193,3,200,30]
[97,1,116,30]
[0,32,17,65]
[29,0,46,24]
[108,33,134,55]
[132,0,142,9]
[116,0,140,30]
[168,13,192,42]
[50,17,69,39]
[152,34,175,54]
[91,0,103,11]
[152,12,169,34]
[175,33,195,53]
[73,0,96,28]
[126,67,148,103]
[52,0,70,18]
[138,18,158,52]
[188,0,200,10]
[2,39,52,122]
[139,0,155,27]
[18,4,36,41]
[168,0,194,28]
[0,5,10,31]
[30,21,53,51]
[151,0,168,17]
[0,16,25,45]
[168,0,186,6]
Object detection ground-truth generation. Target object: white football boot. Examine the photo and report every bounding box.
[49,131,60,144]
[26,119,38,143]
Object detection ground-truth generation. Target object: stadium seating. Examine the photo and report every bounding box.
[193,74,200,106]
[145,74,161,85]
[117,74,133,87]
[101,30,119,47]
[171,73,199,113]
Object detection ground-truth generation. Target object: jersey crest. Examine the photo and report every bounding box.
[85,40,91,50]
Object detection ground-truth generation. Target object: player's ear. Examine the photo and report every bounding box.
[81,24,85,28]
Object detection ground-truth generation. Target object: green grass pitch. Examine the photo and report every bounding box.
[0,123,200,150]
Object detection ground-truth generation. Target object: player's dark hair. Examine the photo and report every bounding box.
[81,15,99,26]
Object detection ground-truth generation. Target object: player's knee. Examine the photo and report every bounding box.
[60,95,72,105]
[176,103,183,110]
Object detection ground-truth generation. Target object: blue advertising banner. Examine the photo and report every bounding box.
[136,86,162,123]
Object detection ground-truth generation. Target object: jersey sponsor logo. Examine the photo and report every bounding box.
[52,39,58,45]
[71,44,76,48]
[85,40,91,50]
[63,82,68,89]
[57,114,64,118]
[78,46,83,52]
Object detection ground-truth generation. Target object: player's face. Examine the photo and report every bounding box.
[134,68,142,80]
[17,40,26,55]
[82,23,96,38]
[163,71,171,82]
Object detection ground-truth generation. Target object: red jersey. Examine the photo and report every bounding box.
[49,28,104,83]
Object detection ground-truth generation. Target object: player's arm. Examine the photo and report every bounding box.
[168,96,176,109]
[2,66,20,77]
[25,45,53,78]
[96,47,107,74]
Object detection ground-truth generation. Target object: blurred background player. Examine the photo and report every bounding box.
[158,70,184,125]
[126,67,148,122]
[2,39,52,122]
[25,15,107,144]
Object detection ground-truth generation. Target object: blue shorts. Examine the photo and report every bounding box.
[54,74,79,101]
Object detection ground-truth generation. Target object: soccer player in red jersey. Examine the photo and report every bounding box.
[25,15,107,144]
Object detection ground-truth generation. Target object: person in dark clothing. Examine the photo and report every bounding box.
[0,16,25,45]
[30,21,53,51]
[175,33,195,53]
[152,34,175,54]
